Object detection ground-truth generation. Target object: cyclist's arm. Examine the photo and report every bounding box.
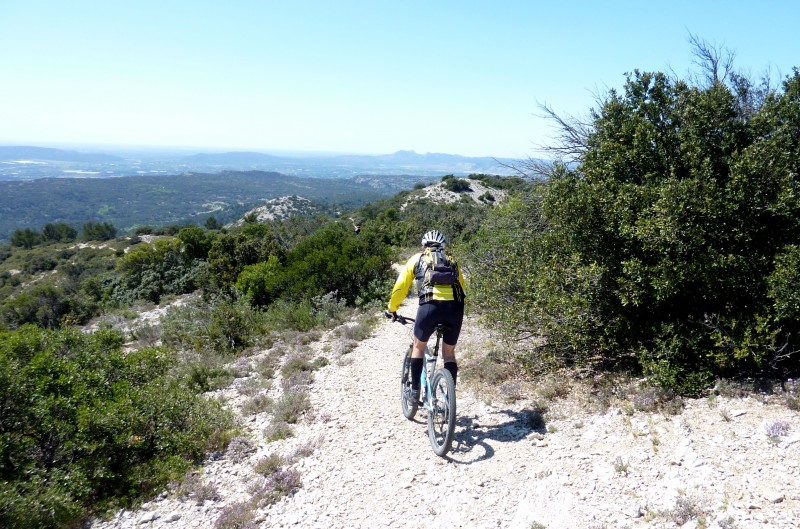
[388,253,419,312]
[457,263,467,295]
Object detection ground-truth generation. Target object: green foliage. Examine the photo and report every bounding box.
[160,295,269,355]
[473,68,800,393]
[82,221,117,241]
[177,226,214,260]
[0,171,394,242]
[0,283,70,329]
[111,237,206,304]
[236,256,286,306]
[0,242,118,329]
[42,223,78,243]
[0,325,233,528]
[207,228,284,288]
[359,194,491,249]
[10,227,41,248]
[468,173,530,191]
[236,222,392,306]
[441,174,472,192]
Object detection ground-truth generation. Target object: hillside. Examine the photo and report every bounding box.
[0,171,408,241]
[88,299,800,529]
[230,196,320,226]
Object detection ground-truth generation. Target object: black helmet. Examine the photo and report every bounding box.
[421,230,446,247]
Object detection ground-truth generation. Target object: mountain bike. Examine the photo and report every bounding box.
[386,312,457,457]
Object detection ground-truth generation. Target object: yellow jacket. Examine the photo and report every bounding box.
[388,251,466,312]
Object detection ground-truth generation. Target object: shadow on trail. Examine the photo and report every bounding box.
[445,408,548,464]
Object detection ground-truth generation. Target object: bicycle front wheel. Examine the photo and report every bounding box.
[428,369,456,456]
[400,346,418,420]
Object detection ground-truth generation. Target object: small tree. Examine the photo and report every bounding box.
[10,228,40,249]
[82,221,117,241]
[42,223,77,243]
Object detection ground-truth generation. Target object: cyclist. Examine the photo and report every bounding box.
[387,229,466,404]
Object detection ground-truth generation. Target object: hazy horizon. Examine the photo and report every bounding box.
[0,142,518,160]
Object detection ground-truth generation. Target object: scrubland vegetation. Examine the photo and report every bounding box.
[1,42,799,527]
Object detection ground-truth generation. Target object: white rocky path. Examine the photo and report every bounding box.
[93,300,800,529]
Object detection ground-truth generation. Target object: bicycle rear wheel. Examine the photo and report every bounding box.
[400,346,418,419]
[428,369,456,456]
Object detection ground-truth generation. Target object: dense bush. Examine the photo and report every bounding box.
[356,194,494,250]
[207,226,284,287]
[237,222,392,306]
[10,228,40,249]
[0,283,71,329]
[441,174,472,192]
[161,294,270,354]
[42,223,78,243]
[0,325,233,528]
[472,68,800,394]
[82,221,117,241]
[111,237,207,304]
[468,173,530,191]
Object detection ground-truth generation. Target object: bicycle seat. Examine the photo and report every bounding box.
[434,323,451,333]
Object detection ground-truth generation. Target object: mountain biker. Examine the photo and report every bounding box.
[387,229,466,404]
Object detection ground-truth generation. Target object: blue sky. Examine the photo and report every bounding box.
[1,1,797,159]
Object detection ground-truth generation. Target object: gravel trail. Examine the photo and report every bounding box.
[92,301,800,529]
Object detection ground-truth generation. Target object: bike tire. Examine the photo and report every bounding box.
[400,346,418,420]
[428,369,456,456]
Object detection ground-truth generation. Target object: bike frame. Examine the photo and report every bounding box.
[419,325,445,412]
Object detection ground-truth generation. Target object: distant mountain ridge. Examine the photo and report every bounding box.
[0,146,123,163]
[0,145,518,181]
[179,149,512,170]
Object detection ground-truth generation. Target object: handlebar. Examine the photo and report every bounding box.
[384,310,415,325]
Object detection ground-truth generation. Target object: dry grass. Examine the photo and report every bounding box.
[226,436,256,463]
[271,390,311,424]
[173,472,220,502]
[253,452,286,477]
[264,422,295,443]
[240,394,273,416]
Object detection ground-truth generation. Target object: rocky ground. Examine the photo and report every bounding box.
[90,299,800,529]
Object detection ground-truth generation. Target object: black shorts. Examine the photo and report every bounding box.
[413,301,464,345]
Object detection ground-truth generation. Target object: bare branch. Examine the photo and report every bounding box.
[687,32,736,86]
[536,102,592,162]
[495,156,554,180]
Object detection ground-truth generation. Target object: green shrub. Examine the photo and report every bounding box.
[472,67,800,393]
[0,325,234,528]
[161,296,268,355]
[442,177,472,193]
[111,237,206,304]
[179,356,235,393]
[82,221,117,241]
[281,351,315,378]
[10,228,41,248]
[263,299,319,332]
[207,229,284,287]
[237,222,393,307]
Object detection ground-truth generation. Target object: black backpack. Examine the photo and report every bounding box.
[417,246,463,302]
